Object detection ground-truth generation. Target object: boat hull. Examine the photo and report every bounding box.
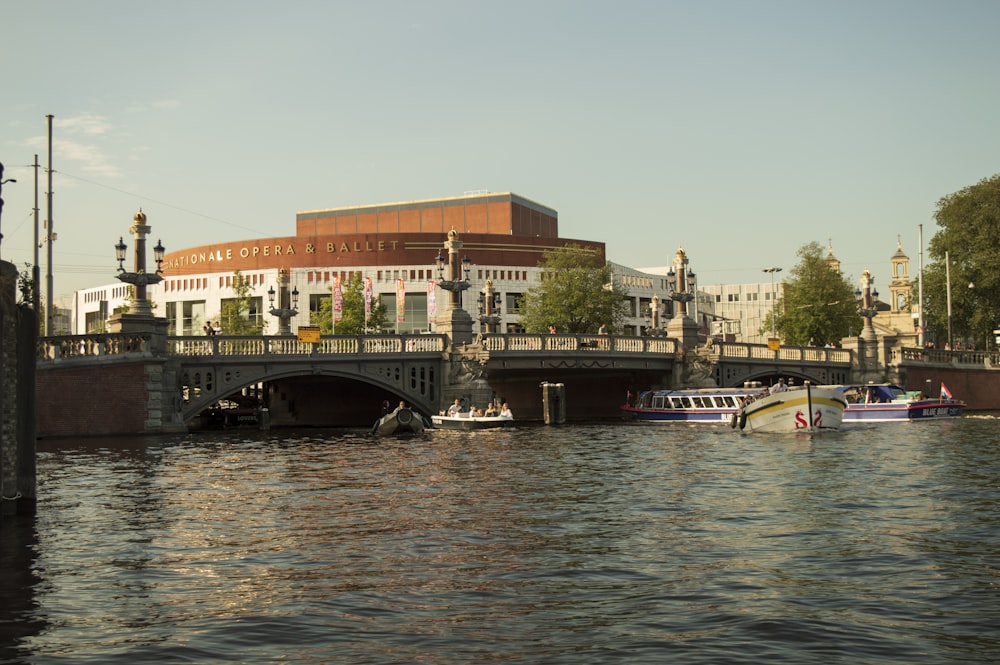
[833,384,965,423]
[431,415,514,430]
[373,408,425,436]
[739,386,846,432]
[621,388,764,424]
[843,401,965,422]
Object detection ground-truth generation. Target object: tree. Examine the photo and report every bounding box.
[218,271,263,335]
[311,274,389,334]
[767,241,860,346]
[921,173,1000,349]
[16,263,36,307]
[518,244,630,334]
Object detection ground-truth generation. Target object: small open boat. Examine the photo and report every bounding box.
[734,383,846,432]
[431,414,514,430]
[372,407,425,437]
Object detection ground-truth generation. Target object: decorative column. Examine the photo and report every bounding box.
[268,268,299,336]
[665,247,699,348]
[109,209,167,336]
[434,228,474,345]
[477,278,502,334]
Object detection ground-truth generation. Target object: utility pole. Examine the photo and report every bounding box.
[33,154,40,314]
[45,114,54,335]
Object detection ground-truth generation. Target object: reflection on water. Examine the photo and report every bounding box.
[2,420,999,664]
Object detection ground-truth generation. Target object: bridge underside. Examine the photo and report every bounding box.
[179,357,443,428]
[483,354,675,421]
[714,358,852,388]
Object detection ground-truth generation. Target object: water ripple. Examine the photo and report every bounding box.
[1,421,997,664]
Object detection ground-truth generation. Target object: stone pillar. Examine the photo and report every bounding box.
[1,260,36,515]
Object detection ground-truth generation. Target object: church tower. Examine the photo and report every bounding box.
[888,238,912,314]
[825,239,841,274]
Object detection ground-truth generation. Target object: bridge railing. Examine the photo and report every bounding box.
[166,333,448,357]
[710,341,853,364]
[897,346,1000,367]
[37,332,155,360]
[481,333,676,354]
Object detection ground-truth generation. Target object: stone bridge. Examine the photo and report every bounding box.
[34,331,889,434]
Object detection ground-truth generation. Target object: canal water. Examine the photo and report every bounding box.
[2,418,998,664]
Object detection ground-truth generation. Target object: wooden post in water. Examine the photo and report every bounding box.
[541,382,566,425]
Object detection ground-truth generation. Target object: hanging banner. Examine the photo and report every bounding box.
[333,276,343,322]
[427,280,437,321]
[364,276,373,323]
[396,277,406,323]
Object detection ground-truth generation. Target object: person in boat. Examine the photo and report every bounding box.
[771,378,788,393]
[499,403,513,419]
[447,399,462,416]
[484,402,498,417]
[469,405,482,417]
[380,400,391,417]
[393,400,406,412]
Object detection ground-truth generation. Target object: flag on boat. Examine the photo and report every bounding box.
[941,382,953,400]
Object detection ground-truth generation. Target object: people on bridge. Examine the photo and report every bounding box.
[598,323,609,335]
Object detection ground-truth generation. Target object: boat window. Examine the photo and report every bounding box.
[680,397,692,408]
[693,397,708,408]
[652,396,665,409]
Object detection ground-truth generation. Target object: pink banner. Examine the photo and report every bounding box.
[396,277,406,323]
[364,277,373,323]
[427,280,436,321]
[333,277,343,322]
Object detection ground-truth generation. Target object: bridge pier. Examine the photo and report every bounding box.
[1,260,36,516]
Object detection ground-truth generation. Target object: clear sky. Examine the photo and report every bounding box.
[2,0,999,305]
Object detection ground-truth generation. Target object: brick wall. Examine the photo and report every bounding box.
[36,363,149,437]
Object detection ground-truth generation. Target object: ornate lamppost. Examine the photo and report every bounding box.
[477,278,502,333]
[665,247,699,348]
[855,269,879,343]
[762,266,782,341]
[434,228,474,344]
[268,268,299,336]
[114,209,165,318]
[644,294,665,336]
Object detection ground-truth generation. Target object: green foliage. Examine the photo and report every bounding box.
[921,173,1000,348]
[310,274,389,334]
[766,241,860,345]
[219,271,264,335]
[16,263,36,307]
[518,244,630,334]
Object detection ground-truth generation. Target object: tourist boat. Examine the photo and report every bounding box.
[371,407,425,436]
[430,414,515,430]
[620,387,766,424]
[833,383,965,422]
[735,383,847,433]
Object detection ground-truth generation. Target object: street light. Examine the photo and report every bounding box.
[762,267,782,340]
[477,278,502,333]
[435,228,472,310]
[644,294,665,336]
[268,268,299,336]
[854,269,879,343]
[114,209,165,317]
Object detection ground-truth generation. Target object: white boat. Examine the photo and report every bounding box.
[735,383,847,432]
[431,414,514,430]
